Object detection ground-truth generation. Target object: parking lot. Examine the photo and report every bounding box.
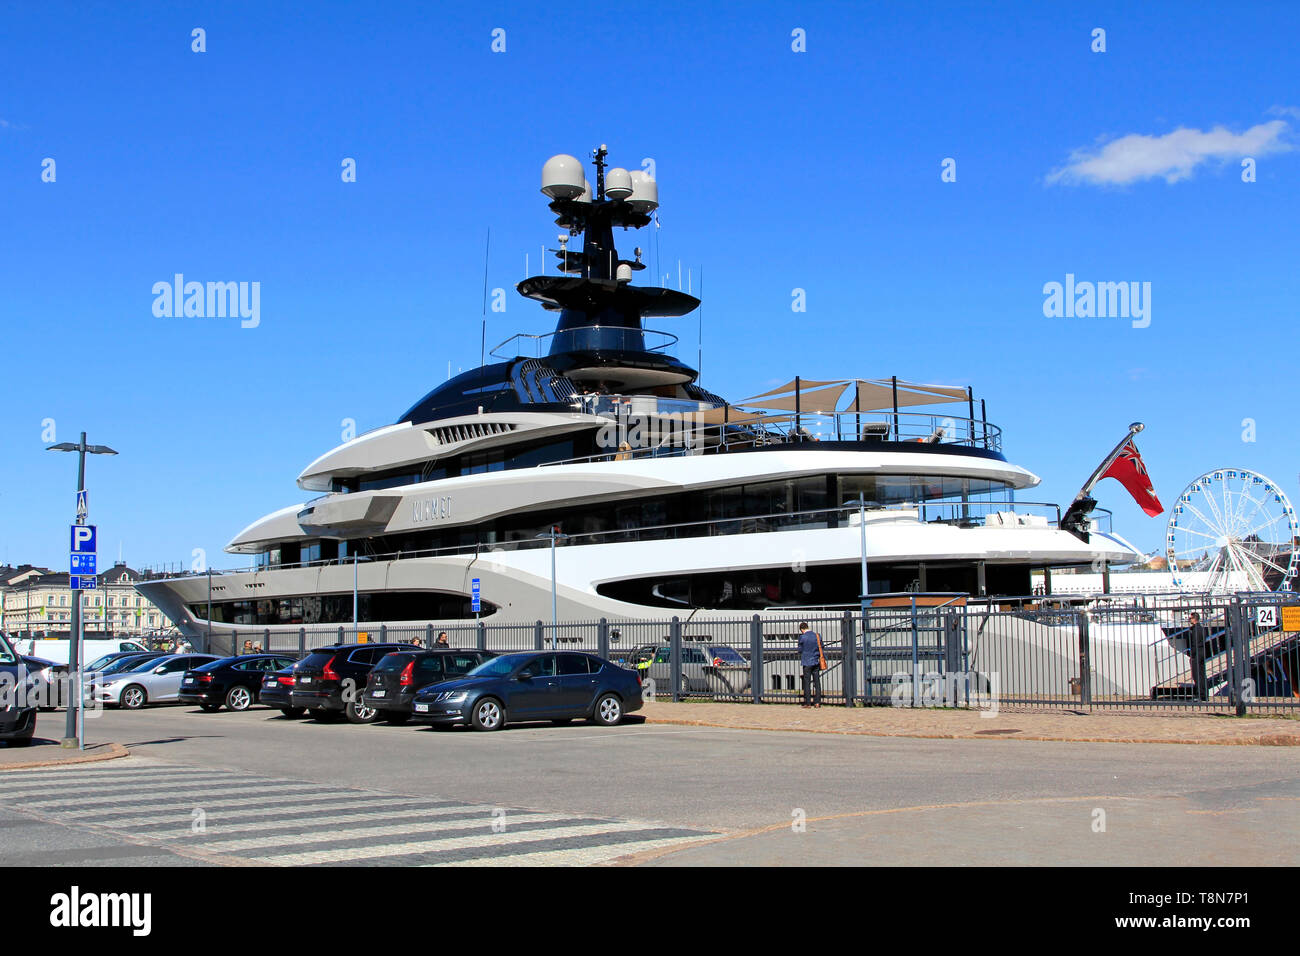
[4,702,1300,866]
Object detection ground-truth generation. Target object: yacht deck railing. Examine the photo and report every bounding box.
[177,499,1111,578]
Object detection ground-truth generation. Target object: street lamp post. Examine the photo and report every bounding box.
[352,552,371,635]
[47,431,117,750]
[535,527,569,649]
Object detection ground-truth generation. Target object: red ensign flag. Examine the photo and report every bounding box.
[1101,441,1164,516]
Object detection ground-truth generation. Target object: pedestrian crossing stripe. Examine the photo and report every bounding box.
[4,760,711,867]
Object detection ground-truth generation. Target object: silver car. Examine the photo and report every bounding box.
[92,654,220,710]
[643,643,751,695]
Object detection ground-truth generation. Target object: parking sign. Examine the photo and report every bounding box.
[471,578,481,613]
[71,524,97,553]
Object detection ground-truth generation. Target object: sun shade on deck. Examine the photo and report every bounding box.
[736,378,969,413]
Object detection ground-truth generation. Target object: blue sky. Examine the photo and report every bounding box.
[1,0,1297,571]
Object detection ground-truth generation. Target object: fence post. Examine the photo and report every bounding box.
[862,608,873,705]
[1228,600,1247,717]
[477,621,487,652]
[1077,610,1092,709]
[425,624,433,647]
[670,616,683,701]
[337,625,344,643]
[910,594,920,707]
[943,612,961,707]
[298,627,305,657]
[750,615,762,703]
[534,620,544,651]
[841,610,856,707]
[597,618,609,660]
[380,624,387,643]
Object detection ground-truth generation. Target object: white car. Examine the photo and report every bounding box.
[91,654,220,709]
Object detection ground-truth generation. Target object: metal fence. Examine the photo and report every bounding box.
[192,590,1300,714]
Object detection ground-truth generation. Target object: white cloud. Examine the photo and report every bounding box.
[1047,120,1292,186]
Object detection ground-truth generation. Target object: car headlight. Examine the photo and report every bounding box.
[437,691,469,703]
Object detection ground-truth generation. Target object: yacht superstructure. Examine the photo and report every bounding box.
[138,146,1143,638]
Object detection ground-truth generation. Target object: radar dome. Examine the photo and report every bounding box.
[605,167,633,199]
[627,170,658,211]
[541,154,586,200]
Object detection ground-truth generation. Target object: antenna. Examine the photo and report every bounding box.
[698,266,704,376]
[480,228,491,368]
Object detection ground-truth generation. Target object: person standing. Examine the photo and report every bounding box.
[797,622,824,708]
[1187,611,1209,702]
[435,631,450,648]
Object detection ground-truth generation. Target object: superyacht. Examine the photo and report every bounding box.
[138,146,1144,640]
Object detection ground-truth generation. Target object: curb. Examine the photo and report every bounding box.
[642,715,1300,747]
[0,742,129,771]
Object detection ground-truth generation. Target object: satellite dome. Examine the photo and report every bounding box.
[627,170,658,212]
[541,154,586,200]
[605,167,633,199]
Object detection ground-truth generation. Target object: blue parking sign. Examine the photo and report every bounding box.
[70,553,96,575]
[471,577,481,613]
[70,524,97,553]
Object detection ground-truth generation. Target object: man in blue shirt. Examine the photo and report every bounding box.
[797,622,823,708]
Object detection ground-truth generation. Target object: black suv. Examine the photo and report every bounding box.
[0,632,37,746]
[290,643,421,723]
[361,649,495,723]
[179,654,300,712]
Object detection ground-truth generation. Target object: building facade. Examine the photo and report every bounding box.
[0,562,176,638]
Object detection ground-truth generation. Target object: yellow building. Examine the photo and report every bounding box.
[0,562,174,638]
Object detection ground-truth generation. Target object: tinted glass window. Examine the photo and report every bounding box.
[374,653,416,673]
[414,656,444,677]
[707,647,746,664]
[467,654,529,678]
[199,657,239,671]
[653,647,670,664]
[299,652,338,669]
[444,654,483,676]
[557,654,590,676]
[518,655,556,678]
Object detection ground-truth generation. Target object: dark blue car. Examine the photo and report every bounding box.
[410,651,642,732]
[0,632,38,746]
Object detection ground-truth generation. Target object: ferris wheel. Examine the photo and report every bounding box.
[1166,468,1299,593]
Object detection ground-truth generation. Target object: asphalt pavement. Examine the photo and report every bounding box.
[2,705,1297,866]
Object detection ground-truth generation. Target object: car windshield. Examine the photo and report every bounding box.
[466,654,529,679]
[101,655,154,674]
[0,632,15,665]
[87,654,120,671]
[126,656,173,673]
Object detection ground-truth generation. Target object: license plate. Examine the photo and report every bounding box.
[371,689,386,697]
[415,703,428,712]
[299,677,312,684]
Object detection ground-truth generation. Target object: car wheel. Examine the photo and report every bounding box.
[345,700,378,725]
[198,703,221,713]
[593,693,623,727]
[382,710,410,725]
[225,686,254,712]
[279,707,305,719]
[120,685,147,710]
[470,697,505,732]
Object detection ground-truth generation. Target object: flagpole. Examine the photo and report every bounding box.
[1073,422,1144,503]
